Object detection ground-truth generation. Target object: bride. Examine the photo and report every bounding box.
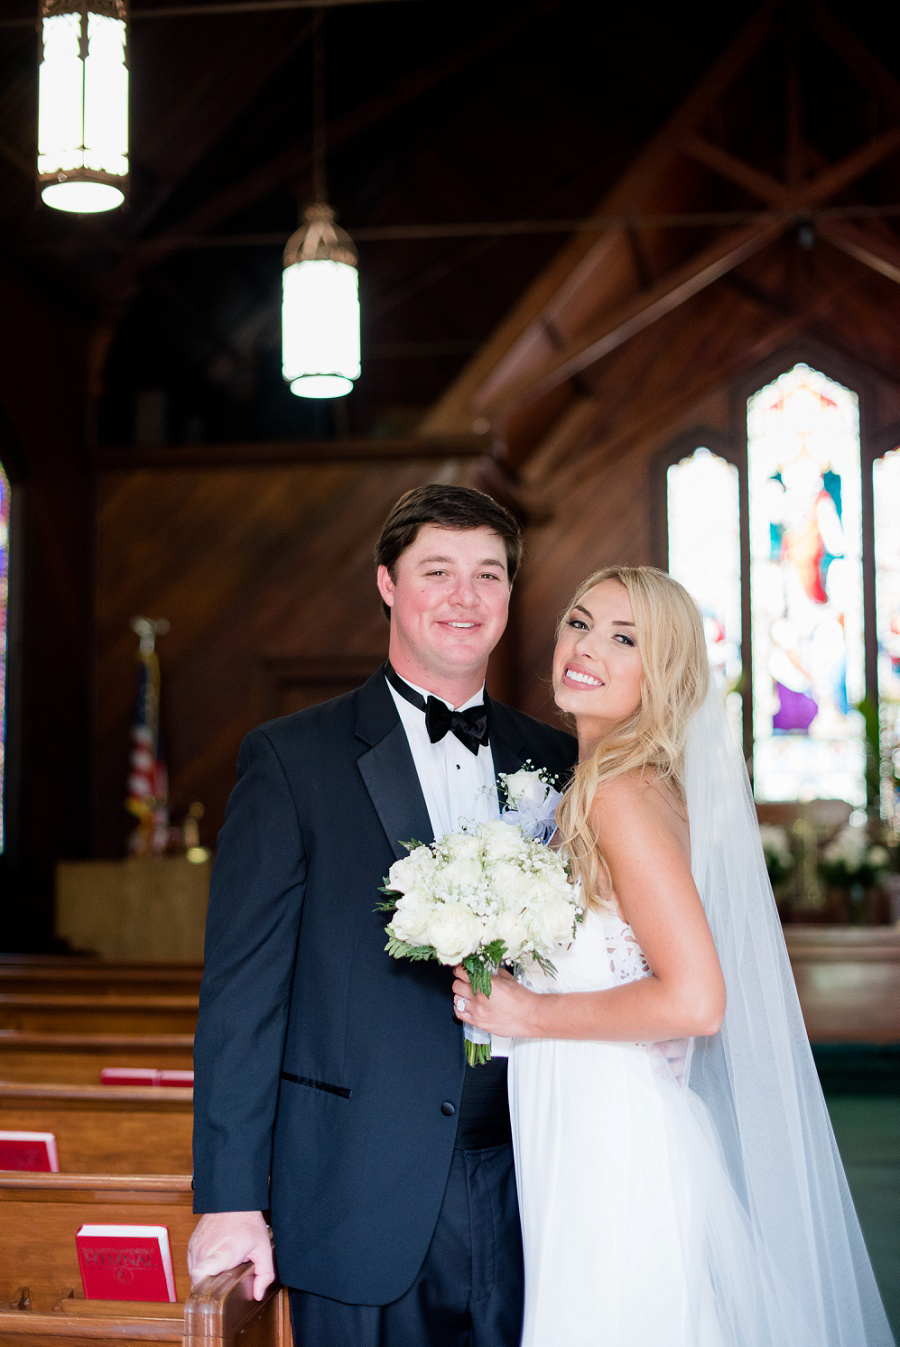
[452,565,894,1347]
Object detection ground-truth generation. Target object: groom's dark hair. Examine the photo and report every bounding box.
[375,485,523,589]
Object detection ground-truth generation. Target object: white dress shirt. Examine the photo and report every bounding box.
[386,676,500,840]
[386,672,509,1056]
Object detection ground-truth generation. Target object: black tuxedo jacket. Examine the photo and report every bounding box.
[192,668,577,1305]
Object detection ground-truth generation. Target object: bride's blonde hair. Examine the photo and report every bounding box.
[555,565,709,908]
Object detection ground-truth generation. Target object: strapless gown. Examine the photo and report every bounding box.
[508,907,786,1347]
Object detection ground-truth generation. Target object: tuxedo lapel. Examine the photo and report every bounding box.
[485,696,529,782]
[355,672,434,861]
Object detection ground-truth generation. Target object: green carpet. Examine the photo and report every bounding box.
[814,1046,900,1340]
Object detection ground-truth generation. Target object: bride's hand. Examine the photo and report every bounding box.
[451,966,536,1038]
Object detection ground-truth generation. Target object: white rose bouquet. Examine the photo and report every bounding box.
[378,770,579,1065]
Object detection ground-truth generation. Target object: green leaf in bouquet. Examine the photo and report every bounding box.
[461,943,508,998]
[384,933,438,962]
[461,955,487,997]
[482,939,507,968]
[530,951,559,978]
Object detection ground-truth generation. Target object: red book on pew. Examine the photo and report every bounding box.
[98,1068,194,1087]
[158,1069,193,1087]
[0,1130,59,1172]
[76,1224,177,1302]
[99,1067,160,1086]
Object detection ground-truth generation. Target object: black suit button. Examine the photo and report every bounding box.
[440,1101,456,1117]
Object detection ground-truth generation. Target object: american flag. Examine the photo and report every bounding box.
[126,634,169,855]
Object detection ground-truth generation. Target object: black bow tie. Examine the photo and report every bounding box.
[384,663,489,756]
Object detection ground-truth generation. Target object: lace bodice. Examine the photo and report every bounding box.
[521,903,651,995]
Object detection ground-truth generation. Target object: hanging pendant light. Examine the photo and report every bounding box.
[281,11,360,400]
[38,0,129,214]
[282,204,360,399]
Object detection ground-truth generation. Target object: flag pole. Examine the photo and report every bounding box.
[126,616,170,857]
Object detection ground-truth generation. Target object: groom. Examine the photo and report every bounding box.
[188,484,576,1345]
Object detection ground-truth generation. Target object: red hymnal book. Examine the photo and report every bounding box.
[99,1068,194,1087]
[158,1070,193,1087]
[76,1225,177,1302]
[0,1130,59,1172]
[99,1068,160,1086]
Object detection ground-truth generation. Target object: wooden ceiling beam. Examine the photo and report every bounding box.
[531,271,864,490]
[817,220,900,286]
[683,136,787,204]
[803,129,900,206]
[685,127,900,211]
[481,219,785,415]
[420,1,778,434]
[104,0,566,296]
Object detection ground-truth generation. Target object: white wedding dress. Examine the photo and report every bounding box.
[506,682,894,1347]
[509,904,778,1347]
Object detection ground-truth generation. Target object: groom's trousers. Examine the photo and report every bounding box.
[288,1140,524,1347]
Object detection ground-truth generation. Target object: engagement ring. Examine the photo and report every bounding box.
[455,996,467,1014]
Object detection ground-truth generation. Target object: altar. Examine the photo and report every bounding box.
[55,856,212,962]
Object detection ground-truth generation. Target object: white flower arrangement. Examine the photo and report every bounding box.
[379,768,578,1065]
[818,824,891,889]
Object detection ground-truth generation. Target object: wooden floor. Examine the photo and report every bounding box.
[816,1045,900,1340]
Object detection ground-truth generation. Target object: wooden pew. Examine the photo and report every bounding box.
[0,1083,192,1174]
[784,925,900,1042]
[0,1032,195,1086]
[0,957,200,969]
[0,963,203,998]
[0,995,198,1036]
[0,1173,289,1346]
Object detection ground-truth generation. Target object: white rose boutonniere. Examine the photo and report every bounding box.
[498,761,564,844]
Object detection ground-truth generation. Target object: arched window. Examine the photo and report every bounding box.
[0,462,9,853]
[747,365,865,805]
[663,361,897,814]
[665,443,743,746]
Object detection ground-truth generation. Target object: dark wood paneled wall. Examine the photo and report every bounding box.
[0,269,92,944]
[93,459,525,857]
[92,346,900,862]
[8,241,900,945]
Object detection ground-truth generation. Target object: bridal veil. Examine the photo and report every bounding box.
[683,680,894,1346]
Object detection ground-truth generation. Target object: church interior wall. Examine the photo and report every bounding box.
[0,269,92,944]
[88,280,900,867]
[5,243,900,938]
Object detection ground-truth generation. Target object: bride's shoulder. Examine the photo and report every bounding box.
[590,770,687,839]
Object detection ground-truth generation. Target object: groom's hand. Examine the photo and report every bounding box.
[188,1210,275,1300]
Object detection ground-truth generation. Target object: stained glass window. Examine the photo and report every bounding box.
[0,464,8,854]
[747,364,865,804]
[873,447,900,827]
[666,447,743,740]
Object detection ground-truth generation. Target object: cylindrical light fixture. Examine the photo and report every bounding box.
[38,0,129,214]
[282,204,361,399]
